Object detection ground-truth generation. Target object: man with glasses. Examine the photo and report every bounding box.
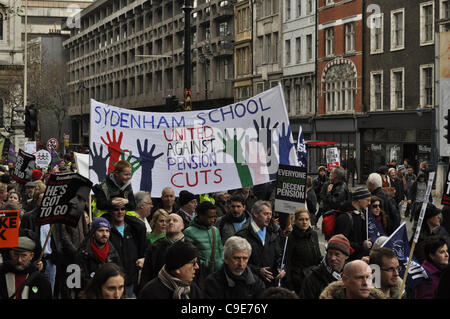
[104,197,147,298]
[369,247,402,299]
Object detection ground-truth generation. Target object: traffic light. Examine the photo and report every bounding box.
[445,109,450,144]
[165,95,179,112]
[25,104,38,139]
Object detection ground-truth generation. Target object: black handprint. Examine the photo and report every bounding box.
[90,143,111,181]
[137,139,164,193]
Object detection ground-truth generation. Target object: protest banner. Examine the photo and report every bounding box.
[11,149,35,184]
[297,125,307,168]
[0,210,20,248]
[35,149,52,168]
[398,171,435,298]
[442,164,450,206]
[367,210,386,243]
[74,152,90,179]
[89,85,298,197]
[326,147,340,171]
[35,172,93,228]
[274,164,307,214]
[381,222,429,291]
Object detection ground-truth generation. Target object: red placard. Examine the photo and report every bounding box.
[0,210,20,248]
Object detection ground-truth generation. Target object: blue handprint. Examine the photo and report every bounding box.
[253,116,279,180]
[278,122,296,165]
[90,143,111,181]
[137,139,164,193]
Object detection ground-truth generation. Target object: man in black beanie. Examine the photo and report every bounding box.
[138,240,203,299]
[176,190,198,229]
[334,187,372,261]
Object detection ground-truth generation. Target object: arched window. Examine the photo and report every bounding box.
[324,63,356,113]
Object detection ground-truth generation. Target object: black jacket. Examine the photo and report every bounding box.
[139,276,203,299]
[306,188,318,218]
[216,210,252,245]
[0,262,52,299]
[285,225,322,294]
[76,236,122,290]
[235,224,282,288]
[203,265,265,299]
[298,260,339,299]
[92,173,137,212]
[322,181,351,213]
[103,214,148,287]
[334,202,369,261]
[139,237,185,291]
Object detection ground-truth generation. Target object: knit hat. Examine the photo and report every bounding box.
[327,234,354,256]
[32,169,43,181]
[165,240,198,271]
[424,203,441,221]
[352,187,371,200]
[179,190,196,206]
[12,236,36,252]
[91,217,111,233]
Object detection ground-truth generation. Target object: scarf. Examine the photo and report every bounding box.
[321,256,342,281]
[158,265,191,299]
[90,238,110,263]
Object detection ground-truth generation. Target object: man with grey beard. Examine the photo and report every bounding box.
[203,236,265,299]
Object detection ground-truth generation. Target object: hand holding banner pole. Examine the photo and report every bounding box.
[398,172,435,299]
[37,224,54,263]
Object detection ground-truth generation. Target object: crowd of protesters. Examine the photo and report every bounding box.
[1,150,449,300]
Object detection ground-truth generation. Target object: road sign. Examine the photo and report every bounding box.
[47,138,58,152]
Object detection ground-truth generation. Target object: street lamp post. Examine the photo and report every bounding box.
[183,0,193,111]
[23,0,28,109]
[78,80,85,147]
[199,49,211,107]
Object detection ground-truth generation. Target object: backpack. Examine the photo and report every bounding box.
[321,209,353,240]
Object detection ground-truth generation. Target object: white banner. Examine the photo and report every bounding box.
[89,86,298,197]
[74,152,90,179]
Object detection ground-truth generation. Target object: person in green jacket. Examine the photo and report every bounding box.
[183,201,224,284]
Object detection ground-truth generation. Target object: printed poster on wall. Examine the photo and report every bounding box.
[89,85,298,197]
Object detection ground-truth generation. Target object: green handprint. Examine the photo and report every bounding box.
[218,128,253,188]
[112,150,142,176]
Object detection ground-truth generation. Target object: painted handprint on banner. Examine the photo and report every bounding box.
[253,116,279,180]
[112,150,142,177]
[218,128,253,188]
[89,143,110,181]
[100,129,129,174]
[278,122,296,165]
[137,139,164,193]
[245,139,270,185]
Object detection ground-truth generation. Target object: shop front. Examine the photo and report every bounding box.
[358,111,432,181]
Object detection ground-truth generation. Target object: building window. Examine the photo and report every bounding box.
[370,13,383,54]
[265,33,272,63]
[306,34,312,60]
[296,0,301,17]
[390,68,404,110]
[285,0,291,20]
[326,0,334,5]
[370,71,383,111]
[296,37,301,63]
[257,36,263,65]
[420,64,434,107]
[236,86,250,100]
[256,82,264,93]
[391,9,404,50]
[420,2,434,45]
[273,32,278,63]
[285,39,291,65]
[295,84,301,113]
[325,27,334,56]
[344,22,355,53]
[324,63,356,113]
[285,87,291,113]
[306,0,313,14]
[441,0,450,19]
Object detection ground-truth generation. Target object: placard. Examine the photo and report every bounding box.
[274,164,307,214]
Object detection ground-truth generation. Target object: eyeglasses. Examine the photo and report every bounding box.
[371,204,381,209]
[381,266,402,273]
[113,208,126,212]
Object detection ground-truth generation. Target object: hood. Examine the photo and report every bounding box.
[108,172,131,191]
[319,281,385,299]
